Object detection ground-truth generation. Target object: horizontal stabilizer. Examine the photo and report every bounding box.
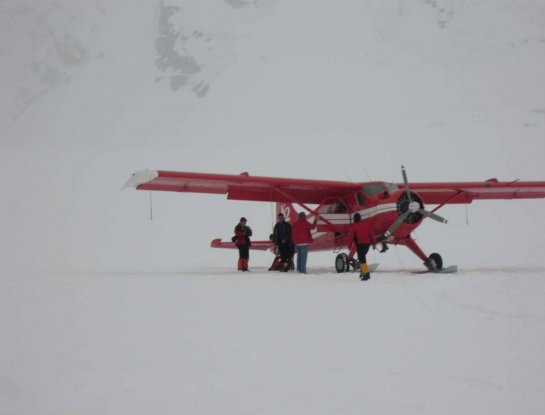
[211,238,274,251]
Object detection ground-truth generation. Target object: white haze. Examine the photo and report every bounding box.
[1,1,545,414]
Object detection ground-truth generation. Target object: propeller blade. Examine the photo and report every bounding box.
[401,165,412,202]
[418,209,448,224]
[382,210,411,239]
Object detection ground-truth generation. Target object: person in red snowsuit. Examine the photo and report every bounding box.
[233,217,252,271]
[347,212,376,280]
[291,212,318,273]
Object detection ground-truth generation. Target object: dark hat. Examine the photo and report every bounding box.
[353,213,361,222]
[299,211,306,218]
[240,217,247,222]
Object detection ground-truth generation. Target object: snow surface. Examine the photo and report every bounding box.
[1,1,545,414]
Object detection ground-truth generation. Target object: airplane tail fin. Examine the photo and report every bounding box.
[276,202,302,223]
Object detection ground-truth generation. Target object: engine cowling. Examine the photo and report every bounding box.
[397,191,424,224]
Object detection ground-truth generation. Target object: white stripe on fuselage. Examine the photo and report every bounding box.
[317,203,397,225]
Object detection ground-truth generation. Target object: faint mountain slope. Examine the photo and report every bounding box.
[0,0,544,272]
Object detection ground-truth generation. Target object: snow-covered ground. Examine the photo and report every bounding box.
[1,1,545,414]
[3,266,545,414]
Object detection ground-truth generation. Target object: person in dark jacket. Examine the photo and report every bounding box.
[291,211,318,273]
[347,212,376,280]
[273,212,292,272]
[233,217,252,271]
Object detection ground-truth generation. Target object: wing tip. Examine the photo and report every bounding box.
[122,169,159,190]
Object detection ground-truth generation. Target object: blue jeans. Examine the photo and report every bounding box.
[296,245,309,273]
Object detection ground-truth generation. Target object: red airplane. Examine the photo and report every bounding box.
[124,167,545,274]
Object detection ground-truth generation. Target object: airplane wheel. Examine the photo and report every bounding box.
[428,253,443,270]
[335,253,348,273]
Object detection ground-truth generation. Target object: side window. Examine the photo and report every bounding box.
[318,198,348,214]
[333,201,347,213]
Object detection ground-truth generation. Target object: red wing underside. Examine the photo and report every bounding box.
[400,181,545,205]
[126,171,545,206]
[124,170,360,204]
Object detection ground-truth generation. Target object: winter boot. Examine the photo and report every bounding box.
[242,259,249,271]
[359,263,370,281]
[238,259,244,271]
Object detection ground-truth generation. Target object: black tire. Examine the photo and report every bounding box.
[428,253,443,270]
[335,253,348,273]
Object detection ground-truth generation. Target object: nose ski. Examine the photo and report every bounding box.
[413,265,458,274]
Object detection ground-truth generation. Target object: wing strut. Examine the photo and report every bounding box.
[273,187,342,234]
[429,190,469,214]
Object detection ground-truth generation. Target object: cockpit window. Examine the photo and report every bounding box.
[362,183,398,196]
[356,192,366,206]
[362,183,386,196]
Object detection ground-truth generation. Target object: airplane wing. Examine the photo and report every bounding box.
[403,179,545,205]
[210,238,274,251]
[124,169,360,204]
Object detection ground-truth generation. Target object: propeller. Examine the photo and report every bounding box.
[380,166,447,240]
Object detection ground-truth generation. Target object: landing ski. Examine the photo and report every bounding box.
[413,265,458,274]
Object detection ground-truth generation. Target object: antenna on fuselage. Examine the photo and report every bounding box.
[149,191,153,221]
[362,166,373,182]
[269,189,275,231]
